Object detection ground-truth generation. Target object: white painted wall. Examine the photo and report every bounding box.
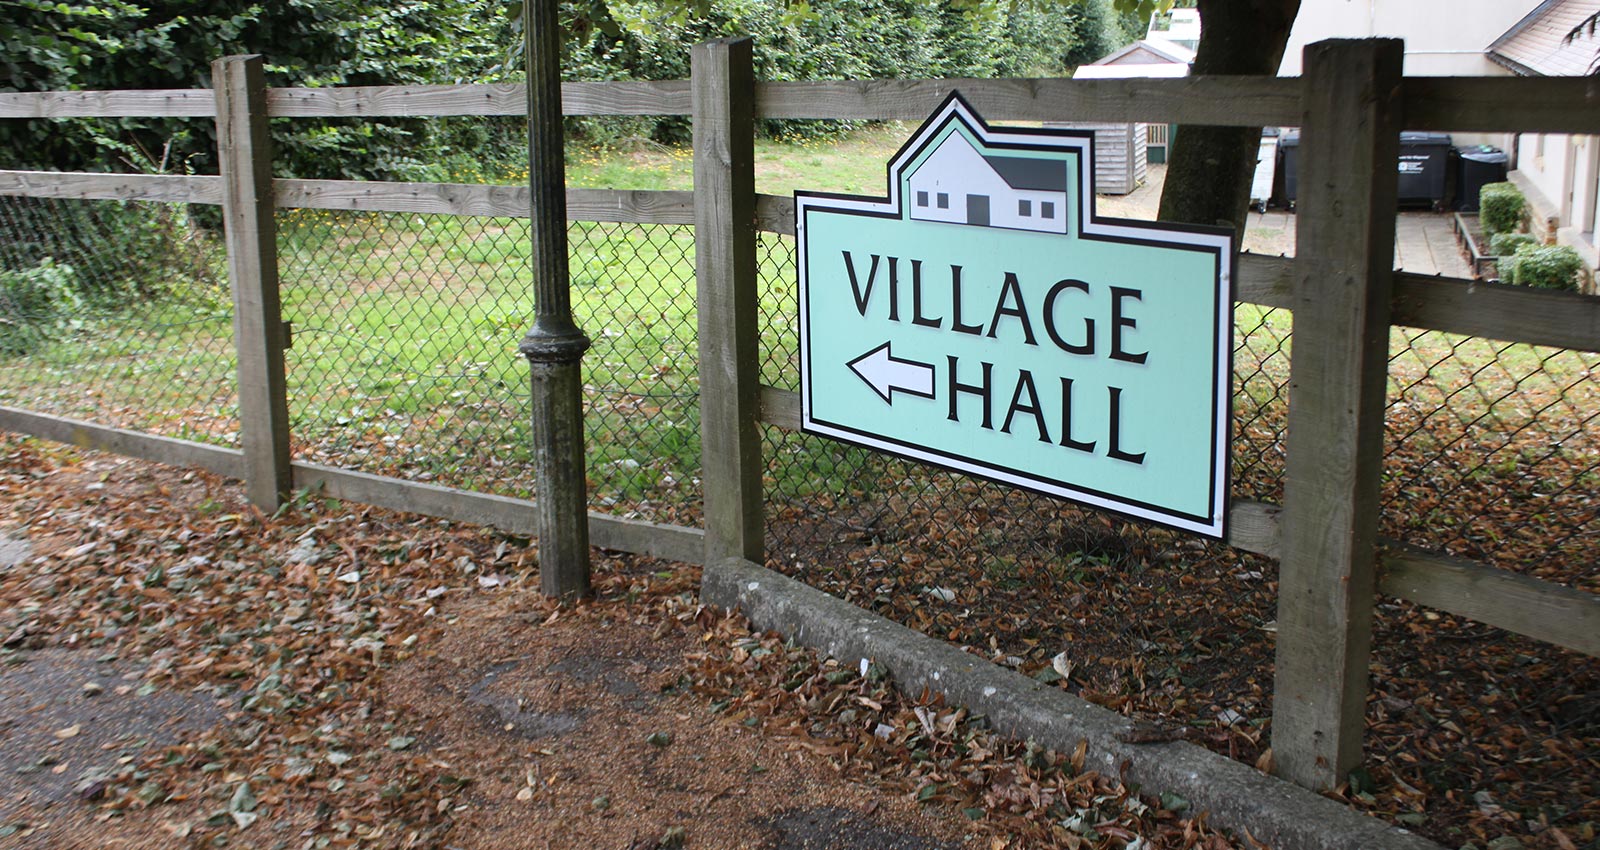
[907,133,1069,233]
[1279,0,1539,76]
[1515,132,1575,220]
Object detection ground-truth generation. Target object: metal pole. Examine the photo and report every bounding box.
[520,0,592,600]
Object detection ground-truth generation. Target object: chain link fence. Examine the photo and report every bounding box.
[0,194,235,445]
[276,208,702,523]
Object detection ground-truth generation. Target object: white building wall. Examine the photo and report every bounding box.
[1514,133,1575,221]
[1279,0,1538,76]
[906,132,1069,233]
[987,189,1069,232]
[908,134,1005,226]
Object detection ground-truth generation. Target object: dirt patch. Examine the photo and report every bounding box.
[753,806,961,850]
[383,592,975,850]
[0,649,223,812]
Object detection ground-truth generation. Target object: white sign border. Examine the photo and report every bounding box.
[796,92,1236,539]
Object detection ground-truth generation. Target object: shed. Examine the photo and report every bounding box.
[1044,121,1147,195]
[1073,41,1192,173]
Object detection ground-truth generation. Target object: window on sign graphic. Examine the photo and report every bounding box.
[917,190,929,207]
[1019,199,1032,217]
[1041,202,1055,219]
[937,192,949,209]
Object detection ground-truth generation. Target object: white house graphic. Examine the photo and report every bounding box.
[906,130,1070,234]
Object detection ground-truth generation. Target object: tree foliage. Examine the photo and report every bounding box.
[1,0,1148,171]
[557,0,1139,144]
[1563,9,1600,74]
[0,0,518,179]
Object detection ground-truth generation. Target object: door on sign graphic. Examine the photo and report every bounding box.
[967,194,990,226]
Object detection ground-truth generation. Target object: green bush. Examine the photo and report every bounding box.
[0,199,185,305]
[1488,231,1536,258]
[0,259,81,356]
[1479,182,1526,235]
[1500,243,1585,291]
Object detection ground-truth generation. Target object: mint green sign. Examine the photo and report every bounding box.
[796,94,1235,538]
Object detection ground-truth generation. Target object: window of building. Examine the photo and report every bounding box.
[937,192,949,209]
[917,190,929,207]
[1019,199,1032,217]
[1041,201,1055,219]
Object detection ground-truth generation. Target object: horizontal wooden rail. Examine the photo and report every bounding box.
[0,171,700,226]
[755,76,1304,126]
[275,179,696,224]
[291,462,706,564]
[1402,77,1600,135]
[0,88,215,118]
[0,170,223,204]
[1230,256,1600,352]
[1378,546,1600,657]
[1391,273,1600,353]
[267,81,693,117]
[0,407,244,479]
[3,75,1597,135]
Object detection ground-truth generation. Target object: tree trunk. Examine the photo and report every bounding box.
[1157,0,1302,238]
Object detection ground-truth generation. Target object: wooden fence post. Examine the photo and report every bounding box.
[214,54,292,511]
[1271,38,1404,791]
[694,38,763,565]
[520,0,593,600]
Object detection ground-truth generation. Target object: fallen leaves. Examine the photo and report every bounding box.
[2,424,1593,850]
[690,610,1242,849]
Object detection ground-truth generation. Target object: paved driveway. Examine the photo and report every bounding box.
[1097,164,1472,278]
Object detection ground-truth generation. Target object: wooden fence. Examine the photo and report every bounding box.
[1,40,1597,795]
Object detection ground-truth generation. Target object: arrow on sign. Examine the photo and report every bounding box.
[847,342,937,404]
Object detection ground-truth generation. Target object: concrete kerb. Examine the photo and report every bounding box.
[702,557,1444,850]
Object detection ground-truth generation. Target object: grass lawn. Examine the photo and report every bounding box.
[566,122,913,196]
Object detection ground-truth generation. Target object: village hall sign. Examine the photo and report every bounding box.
[796,94,1235,538]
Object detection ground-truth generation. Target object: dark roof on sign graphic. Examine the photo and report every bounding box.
[984,156,1067,192]
[1487,0,1600,77]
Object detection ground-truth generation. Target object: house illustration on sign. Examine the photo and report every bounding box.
[906,129,1070,234]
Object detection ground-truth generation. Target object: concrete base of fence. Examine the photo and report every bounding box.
[702,557,1443,850]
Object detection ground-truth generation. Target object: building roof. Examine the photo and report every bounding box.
[1091,38,1196,67]
[1488,0,1600,76]
[1073,62,1189,80]
[983,156,1067,192]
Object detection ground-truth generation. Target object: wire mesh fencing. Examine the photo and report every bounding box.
[276,208,701,523]
[755,227,1598,845]
[1383,331,1598,590]
[0,194,235,445]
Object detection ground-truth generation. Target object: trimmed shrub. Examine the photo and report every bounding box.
[1479,182,1526,235]
[1488,231,1537,258]
[1501,244,1585,291]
